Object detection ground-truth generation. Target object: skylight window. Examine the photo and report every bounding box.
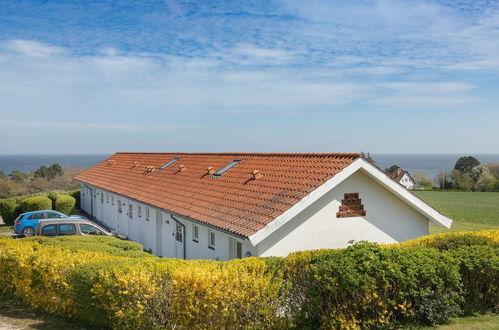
[213,159,242,176]
[158,157,180,170]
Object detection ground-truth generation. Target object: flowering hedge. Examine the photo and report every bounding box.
[0,230,497,329]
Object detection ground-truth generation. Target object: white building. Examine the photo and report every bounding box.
[387,167,416,189]
[75,153,451,260]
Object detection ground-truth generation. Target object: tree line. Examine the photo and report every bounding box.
[0,164,84,199]
[411,156,499,191]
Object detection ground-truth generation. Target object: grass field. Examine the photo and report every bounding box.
[405,314,499,330]
[413,191,499,233]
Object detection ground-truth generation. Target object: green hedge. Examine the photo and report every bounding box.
[0,199,20,225]
[0,190,81,223]
[54,194,76,215]
[0,231,497,329]
[19,196,52,213]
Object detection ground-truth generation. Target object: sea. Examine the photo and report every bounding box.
[1,154,499,180]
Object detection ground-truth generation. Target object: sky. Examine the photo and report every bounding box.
[0,0,498,154]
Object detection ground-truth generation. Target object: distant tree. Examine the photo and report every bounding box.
[486,163,499,179]
[412,173,433,189]
[451,170,474,191]
[8,170,29,183]
[454,156,480,174]
[0,171,6,180]
[34,163,63,180]
[386,165,401,173]
[472,165,495,191]
[435,171,454,189]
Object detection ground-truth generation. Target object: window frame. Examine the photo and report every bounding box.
[208,230,215,250]
[192,224,199,242]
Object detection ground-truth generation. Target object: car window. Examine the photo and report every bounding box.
[45,212,57,218]
[41,224,57,236]
[80,224,105,235]
[29,213,44,220]
[58,224,76,235]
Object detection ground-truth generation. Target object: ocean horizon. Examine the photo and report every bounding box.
[1,153,499,180]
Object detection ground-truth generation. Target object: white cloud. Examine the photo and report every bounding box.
[2,40,66,57]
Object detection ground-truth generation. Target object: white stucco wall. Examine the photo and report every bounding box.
[80,184,256,261]
[256,169,429,257]
[399,173,415,189]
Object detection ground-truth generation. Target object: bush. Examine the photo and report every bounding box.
[0,231,497,329]
[68,190,80,209]
[54,194,76,215]
[19,196,52,213]
[0,199,20,225]
[287,243,462,328]
[397,230,499,250]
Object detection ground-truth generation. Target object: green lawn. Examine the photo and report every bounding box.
[0,225,13,234]
[413,191,499,233]
[405,313,499,330]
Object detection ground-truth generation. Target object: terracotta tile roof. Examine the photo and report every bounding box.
[75,152,361,237]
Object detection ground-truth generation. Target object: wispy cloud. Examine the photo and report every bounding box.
[0,0,498,153]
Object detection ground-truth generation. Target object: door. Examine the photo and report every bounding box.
[127,203,134,241]
[175,221,185,259]
[155,211,163,256]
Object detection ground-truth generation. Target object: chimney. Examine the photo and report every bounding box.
[251,170,262,180]
[207,167,215,175]
[179,165,186,172]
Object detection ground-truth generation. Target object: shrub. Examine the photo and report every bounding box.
[0,231,497,329]
[397,230,499,250]
[68,190,80,208]
[19,196,52,213]
[447,245,499,314]
[0,199,20,225]
[287,242,462,328]
[54,194,76,215]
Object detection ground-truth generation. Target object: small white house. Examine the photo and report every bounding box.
[387,167,416,189]
[75,153,451,259]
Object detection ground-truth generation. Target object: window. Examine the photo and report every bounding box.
[158,157,180,170]
[128,204,133,219]
[41,224,57,236]
[100,192,104,204]
[229,238,243,259]
[111,195,114,205]
[146,207,150,221]
[117,200,122,213]
[28,213,45,220]
[236,241,242,259]
[192,224,199,242]
[138,205,142,218]
[106,193,109,203]
[176,222,183,242]
[213,159,241,176]
[58,224,76,235]
[46,212,64,219]
[80,224,105,235]
[208,230,215,249]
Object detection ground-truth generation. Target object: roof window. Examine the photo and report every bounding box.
[213,159,242,176]
[158,157,180,170]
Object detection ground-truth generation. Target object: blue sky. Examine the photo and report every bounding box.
[0,0,498,154]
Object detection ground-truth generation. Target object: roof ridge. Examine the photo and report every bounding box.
[115,152,362,157]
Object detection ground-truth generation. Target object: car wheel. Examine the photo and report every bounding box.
[22,227,35,237]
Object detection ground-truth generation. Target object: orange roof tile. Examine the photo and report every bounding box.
[75,152,361,237]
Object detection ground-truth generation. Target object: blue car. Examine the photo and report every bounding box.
[14,210,87,237]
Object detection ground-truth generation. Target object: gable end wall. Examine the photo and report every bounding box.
[256,169,429,257]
